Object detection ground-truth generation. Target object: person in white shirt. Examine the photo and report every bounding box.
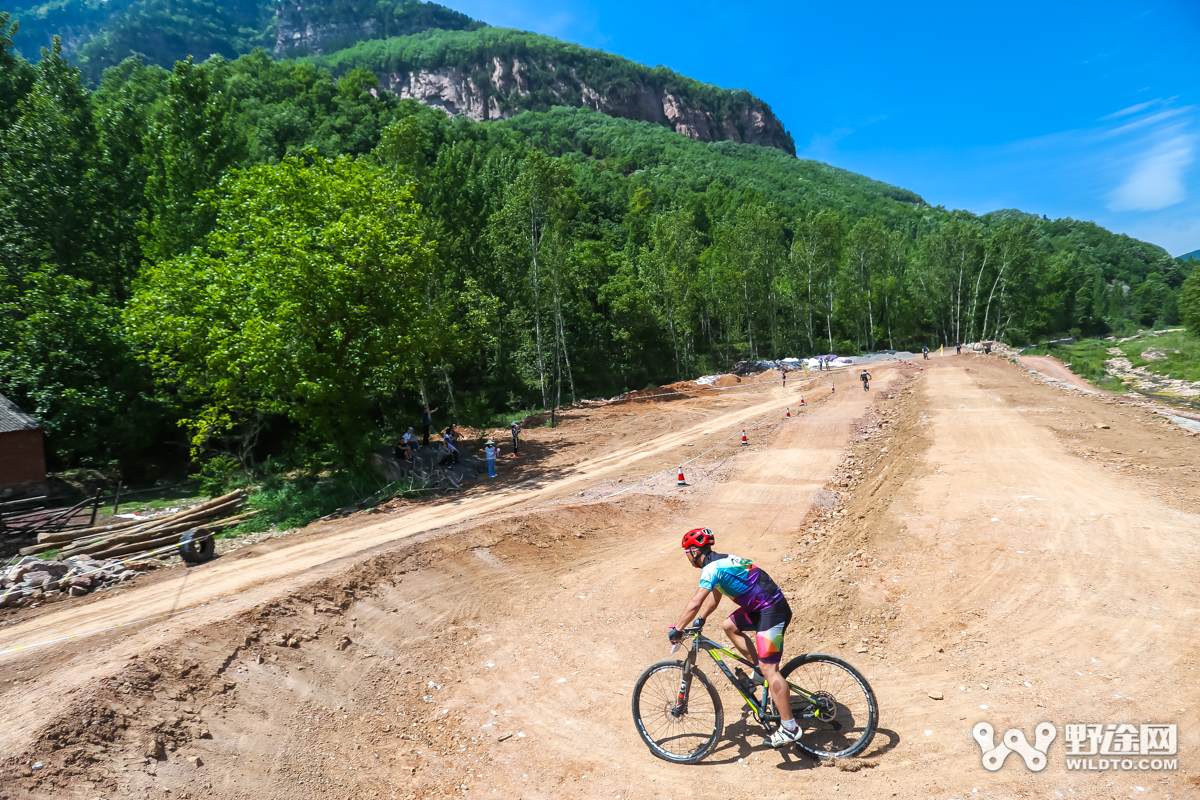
[484,440,498,477]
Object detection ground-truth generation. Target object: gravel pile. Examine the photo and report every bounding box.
[0,554,145,608]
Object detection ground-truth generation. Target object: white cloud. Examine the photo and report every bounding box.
[1108,135,1195,211]
[1101,99,1161,120]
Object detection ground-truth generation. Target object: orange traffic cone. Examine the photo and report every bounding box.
[741,430,748,446]
[677,467,686,486]
[831,385,836,393]
[800,396,806,406]
[785,407,791,418]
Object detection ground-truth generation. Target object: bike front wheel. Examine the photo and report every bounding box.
[632,660,724,764]
[779,653,878,759]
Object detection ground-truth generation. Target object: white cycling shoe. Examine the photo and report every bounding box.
[767,724,802,748]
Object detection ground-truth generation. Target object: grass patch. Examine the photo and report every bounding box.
[114,489,206,516]
[1025,338,1124,390]
[1115,330,1200,383]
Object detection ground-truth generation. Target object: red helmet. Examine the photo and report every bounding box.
[681,527,715,549]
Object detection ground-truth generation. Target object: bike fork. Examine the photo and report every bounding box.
[672,656,695,716]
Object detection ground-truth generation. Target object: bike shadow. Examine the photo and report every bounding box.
[700,713,902,771]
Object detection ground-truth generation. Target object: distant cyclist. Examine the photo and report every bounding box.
[955,341,962,355]
[670,528,799,748]
[860,369,871,391]
[922,345,929,360]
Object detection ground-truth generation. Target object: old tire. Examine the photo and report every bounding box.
[178,529,215,564]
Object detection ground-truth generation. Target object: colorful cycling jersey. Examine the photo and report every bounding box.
[698,552,784,612]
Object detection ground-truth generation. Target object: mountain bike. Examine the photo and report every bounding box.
[631,619,878,764]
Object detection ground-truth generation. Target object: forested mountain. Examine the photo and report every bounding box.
[0,4,1194,486]
[311,29,795,152]
[6,0,792,152]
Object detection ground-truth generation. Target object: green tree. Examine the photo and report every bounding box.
[1179,265,1200,335]
[846,216,888,351]
[0,268,173,473]
[0,13,36,131]
[0,36,101,287]
[126,154,470,463]
[641,208,701,378]
[140,56,247,264]
[488,149,575,408]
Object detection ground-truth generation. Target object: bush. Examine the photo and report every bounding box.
[236,472,373,534]
[198,454,242,496]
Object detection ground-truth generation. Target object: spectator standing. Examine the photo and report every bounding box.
[421,405,438,447]
[956,341,962,355]
[510,421,521,457]
[485,440,498,478]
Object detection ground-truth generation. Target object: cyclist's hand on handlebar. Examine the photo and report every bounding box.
[668,627,683,643]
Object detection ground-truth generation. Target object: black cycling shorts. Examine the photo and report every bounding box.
[730,599,792,665]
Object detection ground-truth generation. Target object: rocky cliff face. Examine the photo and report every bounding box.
[377,57,795,154]
[275,4,378,56]
[274,1,481,57]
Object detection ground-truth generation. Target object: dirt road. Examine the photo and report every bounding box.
[2,357,1197,799]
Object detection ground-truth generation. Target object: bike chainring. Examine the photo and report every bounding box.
[807,691,838,722]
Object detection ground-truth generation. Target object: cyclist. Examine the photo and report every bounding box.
[860,369,871,391]
[670,528,799,748]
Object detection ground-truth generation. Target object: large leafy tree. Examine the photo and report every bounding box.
[126,154,478,463]
[0,36,101,287]
[140,56,247,264]
[0,13,35,130]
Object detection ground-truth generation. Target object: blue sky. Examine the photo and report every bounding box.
[448,0,1200,255]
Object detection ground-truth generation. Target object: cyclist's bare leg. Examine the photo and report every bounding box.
[760,661,794,724]
[721,617,756,662]
[721,617,793,723]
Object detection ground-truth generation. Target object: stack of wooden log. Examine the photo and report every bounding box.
[19,490,257,559]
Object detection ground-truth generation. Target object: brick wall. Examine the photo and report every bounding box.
[0,428,47,490]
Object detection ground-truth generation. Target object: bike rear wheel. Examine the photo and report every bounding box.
[778,653,878,759]
[632,660,724,764]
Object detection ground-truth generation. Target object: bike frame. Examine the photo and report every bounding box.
[674,631,826,726]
